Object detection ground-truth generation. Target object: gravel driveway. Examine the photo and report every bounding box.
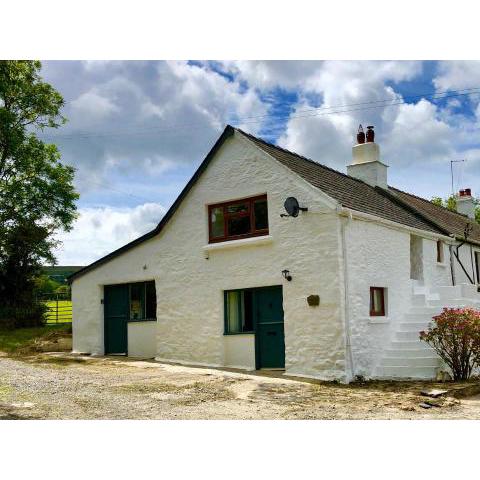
[1,353,480,419]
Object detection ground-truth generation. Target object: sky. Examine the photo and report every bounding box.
[39,60,480,266]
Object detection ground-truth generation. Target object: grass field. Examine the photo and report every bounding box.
[44,300,72,323]
[0,324,71,353]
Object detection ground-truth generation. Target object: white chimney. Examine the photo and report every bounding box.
[457,188,475,219]
[347,125,388,189]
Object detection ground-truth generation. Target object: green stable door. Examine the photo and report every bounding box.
[104,284,129,355]
[256,286,285,369]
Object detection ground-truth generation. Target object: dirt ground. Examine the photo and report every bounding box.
[1,351,480,420]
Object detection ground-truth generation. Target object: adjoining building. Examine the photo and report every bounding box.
[70,125,480,381]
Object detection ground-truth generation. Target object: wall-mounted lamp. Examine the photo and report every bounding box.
[282,269,292,281]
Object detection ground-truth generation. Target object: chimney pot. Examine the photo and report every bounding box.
[348,126,387,189]
[366,125,375,143]
[356,124,365,144]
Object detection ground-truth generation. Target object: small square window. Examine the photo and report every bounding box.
[436,240,444,263]
[370,287,386,316]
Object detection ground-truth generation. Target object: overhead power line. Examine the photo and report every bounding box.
[36,87,480,141]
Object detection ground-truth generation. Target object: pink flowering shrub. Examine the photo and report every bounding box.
[419,307,480,381]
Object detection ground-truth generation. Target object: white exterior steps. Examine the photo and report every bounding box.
[375,280,480,380]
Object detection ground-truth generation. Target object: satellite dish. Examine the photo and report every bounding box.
[283,197,308,218]
[284,197,300,217]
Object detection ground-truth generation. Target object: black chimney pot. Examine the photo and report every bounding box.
[366,125,375,143]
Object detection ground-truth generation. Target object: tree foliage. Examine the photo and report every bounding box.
[0,61,78,328]
[431,195,480,224]
[420,308,480,381]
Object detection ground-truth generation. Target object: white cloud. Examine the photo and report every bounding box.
[53,203,166,265]
[43,61,269,192]
[434,61,480,91]
[273,62,425,171]
[70,90,119,119]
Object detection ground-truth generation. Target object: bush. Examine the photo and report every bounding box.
[420,307,480,381]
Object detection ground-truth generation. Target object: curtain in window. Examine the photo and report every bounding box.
[227,291,242,333]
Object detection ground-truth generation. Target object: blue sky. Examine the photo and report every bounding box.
[39,61,480,265]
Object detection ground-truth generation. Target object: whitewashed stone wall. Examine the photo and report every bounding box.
[422,238,453,287]
[452,242,479,285]
[72,132,348,381]
[128,321,157,358]
[344,218,411,378]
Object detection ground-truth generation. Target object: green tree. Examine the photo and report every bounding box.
[431,195,480,224]
[0,61,78,328]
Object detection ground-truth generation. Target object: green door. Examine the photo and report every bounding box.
[256,286,285,369]
[104,284,129,355]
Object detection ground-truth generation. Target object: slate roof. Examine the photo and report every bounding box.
[238,129,441,235]
[389,187,480,245]
[70,125,478,282]
[239,128,480,245]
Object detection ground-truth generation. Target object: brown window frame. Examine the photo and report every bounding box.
[369,286,386,317]
[208,194,269,243]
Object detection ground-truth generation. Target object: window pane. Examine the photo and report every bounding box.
[370,287,385,316]
[373,289,382,312]
[227,291,242,333]
[227,203,248,214]
[228,215,251,236]
[254,199,268,230]
[243,290,254,331]
[130,283,144,320]
[210,207,224,238]
[145,281,156,319]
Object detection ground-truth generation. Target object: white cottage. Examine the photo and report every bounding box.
[70,125,480,382]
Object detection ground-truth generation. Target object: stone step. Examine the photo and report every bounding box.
[461,284,480,299]
[409,306,441,315]
[428,299,470,307]
[385,347,435,358]
[375,365,437,379]
[398,322,431,332]
[390,340,429,349]
[403,312,435,323]
[395,330,425,341]
[435,285,462,299]
[411,294,427,306]
[380,356,440,367]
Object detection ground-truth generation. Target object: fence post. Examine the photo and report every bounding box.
[56,294,59,324]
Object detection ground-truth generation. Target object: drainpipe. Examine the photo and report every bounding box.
[449,244,456,286]
[340,211,355,382]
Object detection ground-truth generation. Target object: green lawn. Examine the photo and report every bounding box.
[43,299,72,323]
[0,324,71,354]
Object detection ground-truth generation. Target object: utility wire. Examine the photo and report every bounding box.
[74,174,158,203]
[37,87,480,141]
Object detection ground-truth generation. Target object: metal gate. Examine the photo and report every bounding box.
[39,292,72,324]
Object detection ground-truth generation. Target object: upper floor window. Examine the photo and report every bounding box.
[208,194,268,243]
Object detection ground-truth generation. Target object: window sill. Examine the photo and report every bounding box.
[224,331,255,336]
[127,318,157,323]
[203,235,273,253]
[368,316,389,324]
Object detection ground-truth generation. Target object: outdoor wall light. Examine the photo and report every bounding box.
[282,269,292,281]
